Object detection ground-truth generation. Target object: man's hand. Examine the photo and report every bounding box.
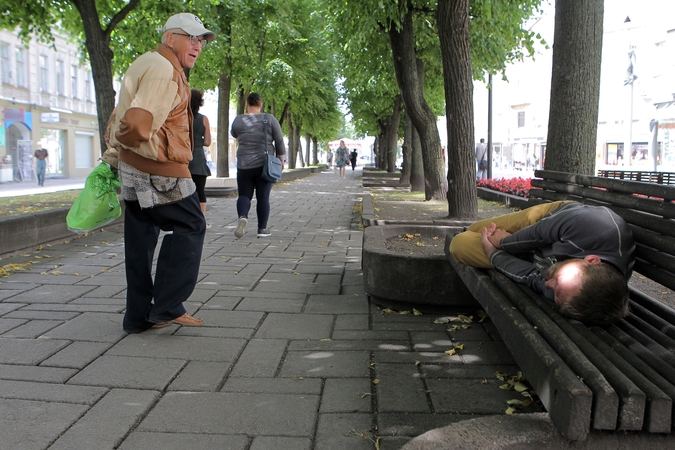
[488,227,511,248]
[480,224,498,258]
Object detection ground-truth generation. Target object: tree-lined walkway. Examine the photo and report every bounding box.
[0,169,526,449]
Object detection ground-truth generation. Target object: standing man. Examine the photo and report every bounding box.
[109,13,216,333]
[350,148,358,171]
[34,147,48,186]
[475,138,488,180]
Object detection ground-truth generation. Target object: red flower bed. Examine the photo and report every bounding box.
[477,177,532,198]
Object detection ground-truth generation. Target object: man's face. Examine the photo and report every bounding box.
[168,31,203,69]
[545,259,587,306]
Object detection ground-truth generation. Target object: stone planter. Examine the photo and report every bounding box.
[362,225,477,308]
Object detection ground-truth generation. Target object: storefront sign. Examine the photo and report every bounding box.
[41,112,60,123]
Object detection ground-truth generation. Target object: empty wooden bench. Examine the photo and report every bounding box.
[446,169,675,440]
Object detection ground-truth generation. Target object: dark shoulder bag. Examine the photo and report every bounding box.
[260,113,282,183]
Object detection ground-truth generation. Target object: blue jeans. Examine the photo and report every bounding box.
[236,166,273,230]
[36,159,46,185]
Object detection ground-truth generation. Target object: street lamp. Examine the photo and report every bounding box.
[624,16,637,167]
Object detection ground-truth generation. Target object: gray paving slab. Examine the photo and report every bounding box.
[119,432,250,450]
[67,355,186,390]
[0,301,25,313]
[235,296,306,313]
[0,398,88,450]
[42,312,127,342]
[49,389,160,450]
[41,341,115,369]
[304,294,370,314]
[279,350,371,378]
[229,338,287,377]
[193,309,264,328]
[0,337,70,364]
[314,413,375,450]
[255,312,334,339]
[138,391,319,436]
[168,361,229,391]
[0,379,107,404]
[106,335,247,362]
[375,363,430,413]
[174,326,254,339]
[3,284,95,303]
[377,412,476,437]
[321,378,373,413]
[0,317,27,333]
[222,377,323,394]
[4,310,80,320]
[1,319,63,338]
[250,436,312,450]
[0,363,78,383]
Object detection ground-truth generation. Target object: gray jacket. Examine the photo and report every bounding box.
[231,113,286,170]
[489,202,635,301]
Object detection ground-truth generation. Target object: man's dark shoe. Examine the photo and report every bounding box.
[257,228,271,238]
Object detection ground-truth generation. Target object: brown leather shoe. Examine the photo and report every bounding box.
[171,312,204,327]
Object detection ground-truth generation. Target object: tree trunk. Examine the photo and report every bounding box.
[384,96,402,173]
[312,136,319,164]
[389,2,447,200]
[438,0,478,220]
[305,133,311,167]
[286,109,297,169]
[71,0,139,154]
[410,118,425,192]
[294,123,303,168]
[217,73,232,178]
[401,114,412,184]
[545,0,603,175]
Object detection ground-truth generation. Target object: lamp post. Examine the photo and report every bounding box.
[624,16,637,167]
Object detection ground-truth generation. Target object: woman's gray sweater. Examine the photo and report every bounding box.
[231,113,286,170]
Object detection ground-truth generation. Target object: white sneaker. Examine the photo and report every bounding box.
[234,217,248,238]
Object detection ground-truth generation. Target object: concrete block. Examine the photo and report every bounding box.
[0,337,70,364]
[49,389,159,450]
[120,432,248,450]
[0,398,87,450]
[67,355,185,390]
[138,391,319,436]
[106,335,247,362]
[279,350,371,378]
[255,313,334,339]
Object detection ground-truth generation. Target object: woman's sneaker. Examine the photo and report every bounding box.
[257,228,271,238]
[234,217,248,238]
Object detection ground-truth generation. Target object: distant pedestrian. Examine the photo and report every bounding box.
[335,140,348,179]
[231,92,286,238]
[475,138,488,180]
[34,148,49,186]
[326,149,333,169]
[350,149,358,171]
[188,89,213,228]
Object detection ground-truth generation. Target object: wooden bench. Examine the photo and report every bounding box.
[446,169,675,440]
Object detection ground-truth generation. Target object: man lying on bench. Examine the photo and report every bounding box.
[448,201,635,326]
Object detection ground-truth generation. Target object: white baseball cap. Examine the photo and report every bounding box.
[160,13,216,42]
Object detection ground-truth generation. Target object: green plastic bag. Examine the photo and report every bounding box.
[66,162,122,233]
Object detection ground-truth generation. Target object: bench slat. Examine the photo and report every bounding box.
[630,288,675,326]
[449,258,593,440]
[625,315,675,354]
[616,320,675,368]
[592,327,675,432]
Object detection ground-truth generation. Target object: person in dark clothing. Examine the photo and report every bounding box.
[349,149,358,171]
[188,89,212,228]
[230,92,286,238]
[449,201,635,326]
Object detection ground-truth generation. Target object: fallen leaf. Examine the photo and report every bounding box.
[373,379,380,385]
[434,317,452,324]
[413,308,423,316]
[505,406,517,415]
[444,349,457,356]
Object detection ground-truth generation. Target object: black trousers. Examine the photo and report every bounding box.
[122,191,206,333]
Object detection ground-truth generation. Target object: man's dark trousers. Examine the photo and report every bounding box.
[122,191,206,333]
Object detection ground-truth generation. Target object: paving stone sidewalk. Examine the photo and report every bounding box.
[0,168,537,450]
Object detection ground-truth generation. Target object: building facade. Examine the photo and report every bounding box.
[0,29,100,183]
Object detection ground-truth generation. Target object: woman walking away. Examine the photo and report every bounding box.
[335,140,348,179]
[189,89,212,228]
[231,92,286,238]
